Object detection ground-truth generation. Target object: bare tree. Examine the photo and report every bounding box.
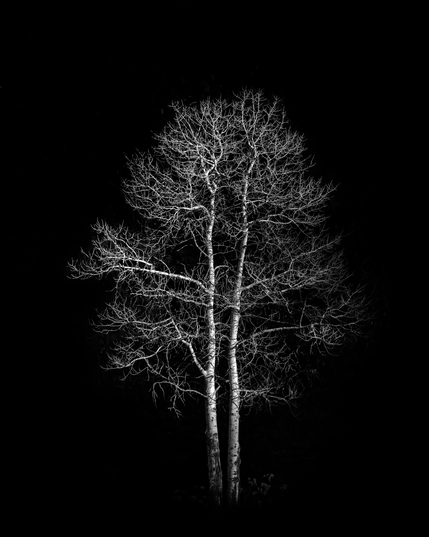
[69,89,368,510]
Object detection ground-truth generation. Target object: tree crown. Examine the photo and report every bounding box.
[69,89,368,413]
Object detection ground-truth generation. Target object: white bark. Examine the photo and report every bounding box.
[226,158,253,506]
[204,374,222,509]
[226,324,241,507]
[204,167,223,508]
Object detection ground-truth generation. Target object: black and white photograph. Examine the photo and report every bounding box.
[3,2,409,531]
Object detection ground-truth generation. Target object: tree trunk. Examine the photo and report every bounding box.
[205,374,223,510]
[225,167,251,508]
[227,352,241,508]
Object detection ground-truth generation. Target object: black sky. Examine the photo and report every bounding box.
[7,5,400,279]
[3,2,405,525]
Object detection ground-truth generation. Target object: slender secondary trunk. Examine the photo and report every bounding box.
[226,163,253,508]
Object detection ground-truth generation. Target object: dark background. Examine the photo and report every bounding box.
[4,2,406,528]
